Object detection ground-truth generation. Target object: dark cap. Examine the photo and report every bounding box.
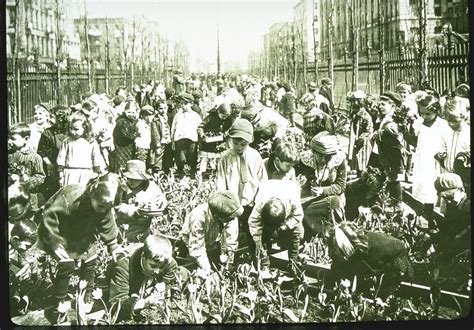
[380,92,403,107]
[178,92,194,104]
[140,105,155,116]
[321,77,332,85]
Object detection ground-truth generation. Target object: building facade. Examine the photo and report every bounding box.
[318,0,450,61]
[6,0,81,68]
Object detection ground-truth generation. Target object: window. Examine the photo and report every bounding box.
[434,0,442,16]
[8,8,15,27]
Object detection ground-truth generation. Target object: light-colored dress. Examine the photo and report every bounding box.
[57,137,105,186]
[412,117,451,204]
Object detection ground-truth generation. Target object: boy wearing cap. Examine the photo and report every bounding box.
[347,90,373,174]
[135,105,155,166]
[171,93,202,178]
[178,191,244,273]
[248,179,304,274]
[278,83,297,126]
[217,118,268,253]
[115,160,167,243]
[372,92,406,210]
[368,92,400,170]
[150,100,172,173]
[319,78,335,115]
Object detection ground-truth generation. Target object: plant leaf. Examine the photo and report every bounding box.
[234,303,253,319]
[282,308,299,322]
[204,314,223,323]
[300,294,309,321]
[87,310,106,325]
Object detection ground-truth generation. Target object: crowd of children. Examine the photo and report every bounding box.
[7,73,471,324]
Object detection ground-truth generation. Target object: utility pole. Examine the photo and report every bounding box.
[141,25,146,82]
[84,0,92,92]
[350,0,359,92]
[418,0,428,87]
[121,22,127,87]
[55,0,62,105]
[131,17,136,86]
[216,4,221,75]
[378,0,386,94]
[367,40,372,94]
[328,0,334,101]
[105,16,110,95]
[301,21,307,91]
[12,0,25,123]
[312,0,318,83]
[292,24,297,85]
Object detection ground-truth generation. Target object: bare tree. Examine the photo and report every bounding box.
[312,0,319,83]
[54,0,65,105]
[12,0,26,123]
[378,0,386,93]
[83,0,92,92]
[327,0,334,101]
[131,17,137,86]
[417,0,428,87]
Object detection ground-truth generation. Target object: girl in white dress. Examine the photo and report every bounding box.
[57,112,106,187]
[409,95,450,226]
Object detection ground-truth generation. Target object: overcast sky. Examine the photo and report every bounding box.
[71,0,295,71]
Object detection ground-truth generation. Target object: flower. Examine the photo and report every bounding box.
[91,288,103,300]
[57,300,72,313]
[318,292,327,305]
[242,290,258,302]
[79,280,88,290]
[340,279,351,288]
[187,283,199,294]
[154,282,166,293]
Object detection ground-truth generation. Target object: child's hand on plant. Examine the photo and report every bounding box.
[115,203,138,217]
[54,245,70,261]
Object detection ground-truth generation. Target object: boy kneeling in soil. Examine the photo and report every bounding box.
[248,179,304,277]
[109,234,189,321]
[176,191,244,275]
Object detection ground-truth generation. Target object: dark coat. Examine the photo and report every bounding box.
[329,231,414,294]
[378,130,405,177]
[319,87,334,113]
[110,115,138,173]
[198,110,236,153]
[109,246,179,320]
[37,184,119,258]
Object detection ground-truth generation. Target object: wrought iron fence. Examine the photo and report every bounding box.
[7,63,158,125]
[306,43,469,109]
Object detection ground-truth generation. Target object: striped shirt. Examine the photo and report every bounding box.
[8,147,45,192]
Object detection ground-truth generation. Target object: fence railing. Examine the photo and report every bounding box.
[304,43,469,108]
[8,43,469,125]
[7,66,159,125]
